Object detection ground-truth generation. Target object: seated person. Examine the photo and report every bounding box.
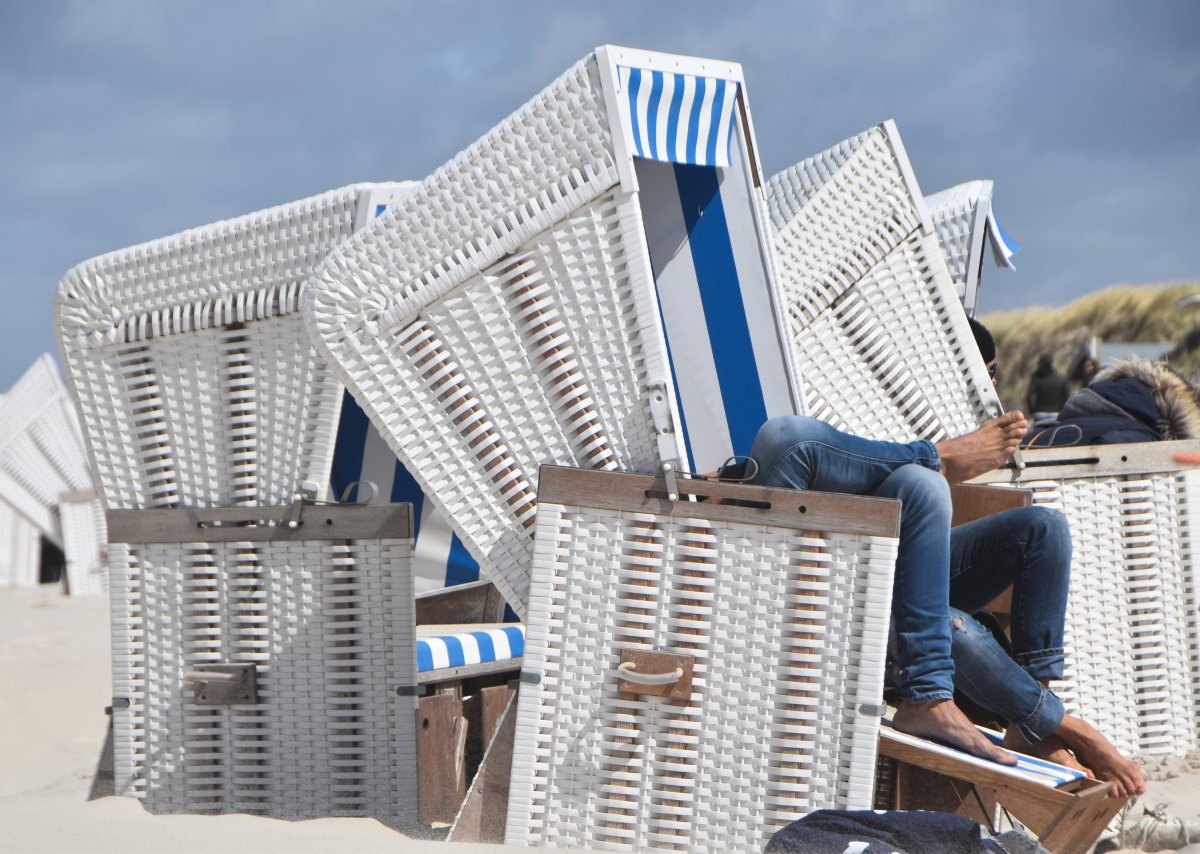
[746,412,1145,798]
[1025,357,1200,446]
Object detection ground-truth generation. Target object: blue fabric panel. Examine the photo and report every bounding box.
[502,626,525,656]
[330,390,369,503]
[470,631,496,663]
[673,163,767,457]
[441,635,466,668]
[416,643,434,673]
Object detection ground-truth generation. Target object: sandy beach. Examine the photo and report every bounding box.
[4,584,1200,854]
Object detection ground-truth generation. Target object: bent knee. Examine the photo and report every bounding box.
[880,464,951,517]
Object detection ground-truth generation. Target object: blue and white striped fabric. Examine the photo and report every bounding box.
[636,153,796,474]
[882,721,1085,788]
[331,392,481,594]
[619,66,740,168]
[986,209,1019,269]
[416,624,525,673]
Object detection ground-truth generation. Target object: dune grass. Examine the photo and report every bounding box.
[979,283,1200,411]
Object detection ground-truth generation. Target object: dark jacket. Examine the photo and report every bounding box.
[1024,359,1200,447]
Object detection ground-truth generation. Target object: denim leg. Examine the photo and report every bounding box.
[874,466,956,702]
[949,506,1071,682]
[949,608,1066,743]
[749,415,941,494]
[749,416,954,703]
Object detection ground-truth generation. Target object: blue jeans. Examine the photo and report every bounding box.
[750,416,1071,742]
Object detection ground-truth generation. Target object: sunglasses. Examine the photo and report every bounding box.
[987,362,998,380]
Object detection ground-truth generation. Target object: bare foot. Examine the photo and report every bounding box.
[1056,714,1146,799]
[1002,727,1090,776]
[893,698,1018,766]
[936,411,1029,483]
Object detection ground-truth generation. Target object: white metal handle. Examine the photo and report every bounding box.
[183,671,239,684]
[616,660,683,686]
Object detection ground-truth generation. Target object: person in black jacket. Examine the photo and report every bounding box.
[1026,354,1070,421]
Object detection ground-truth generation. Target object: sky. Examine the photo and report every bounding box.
[1,1,1197,390]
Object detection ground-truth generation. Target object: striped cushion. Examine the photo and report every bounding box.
[882,721,1085,788]
[416,624,525,673]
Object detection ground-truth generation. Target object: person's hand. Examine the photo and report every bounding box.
[1174,452,1200,466]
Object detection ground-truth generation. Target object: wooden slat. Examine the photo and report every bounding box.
[107,504,413,544]
[536,465,901,539]
[448,690,518,843]
[972,438,1200,483]
[418,658,522,686]
[417,691,467,825]
[416,580,508,625]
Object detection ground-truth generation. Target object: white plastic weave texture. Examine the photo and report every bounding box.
[305,53,688,619]
[55,184,410,511]
[766,122,999,443]
[925,180,993,313]
[974,442,1200,757]
[506,467,899,851]
[60,494,107,595]
[0,500,42,587]
[108,530,416,821]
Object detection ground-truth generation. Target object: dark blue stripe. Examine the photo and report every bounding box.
[441,636,466,668]
[444,534,480,586]
[470,631,497,663]
[502,626,525,656]
[388,461,424,529]
[665,73,685,164]
[627,68,644,158]
[502,603,519,623]
[416,641,434,673]
[645,70,664,160]
[374,203,388,217]
[686,76,705,165]
[329,390,368,503]
[705,79,726,167]
[673,163,767,456]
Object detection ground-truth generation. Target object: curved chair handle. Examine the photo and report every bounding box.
[615,660,683,686]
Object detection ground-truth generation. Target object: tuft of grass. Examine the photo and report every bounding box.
[979,283,1200,412]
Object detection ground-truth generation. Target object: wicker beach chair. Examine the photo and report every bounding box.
[506,466,900,850]
[0,354,100,591]
[305,46,798,622]
[925,180,1018,316]
[54,182,428,822]
[972,442,1200,758]
[765,122,1002,444]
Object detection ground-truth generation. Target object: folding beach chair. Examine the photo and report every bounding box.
[55,183,430,822]
[305,45,798,623]
[973,441,1200,758]
[0,354,99,591]
[765,122,1002,444]
[925,180,1018,316]
[505,466,900,850]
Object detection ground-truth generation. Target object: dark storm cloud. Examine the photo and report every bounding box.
[0,0,1196,388]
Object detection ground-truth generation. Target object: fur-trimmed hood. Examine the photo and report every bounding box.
[1090,358,1200,440]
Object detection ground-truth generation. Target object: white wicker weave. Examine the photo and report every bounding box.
[0,354,99,588]
[60,492,107,595]
[506,467,899,851]
[973,441,1200,757]
[55,183,413,511]
[305,47,782,619]
[0,499,42,587]
[106,506,416,822]
[925,180,1017,315]
[766,122,1001,444]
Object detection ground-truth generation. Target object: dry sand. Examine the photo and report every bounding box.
[0,586,521,854]
[4,584,1200,854]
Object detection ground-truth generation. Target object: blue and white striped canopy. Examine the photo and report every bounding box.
[619,66,740,168]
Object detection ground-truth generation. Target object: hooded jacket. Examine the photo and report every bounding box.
[1024,358,1200,447]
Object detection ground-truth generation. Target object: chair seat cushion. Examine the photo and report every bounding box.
[416,623,525,672]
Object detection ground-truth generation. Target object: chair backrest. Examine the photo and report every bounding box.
[766,121,1001,443]
[507,466,900,848]
[973,441,1200,758]
[0,355,98,588]
[925,179,1018,315]
[305,46,795,617]
[56,183,413,510]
